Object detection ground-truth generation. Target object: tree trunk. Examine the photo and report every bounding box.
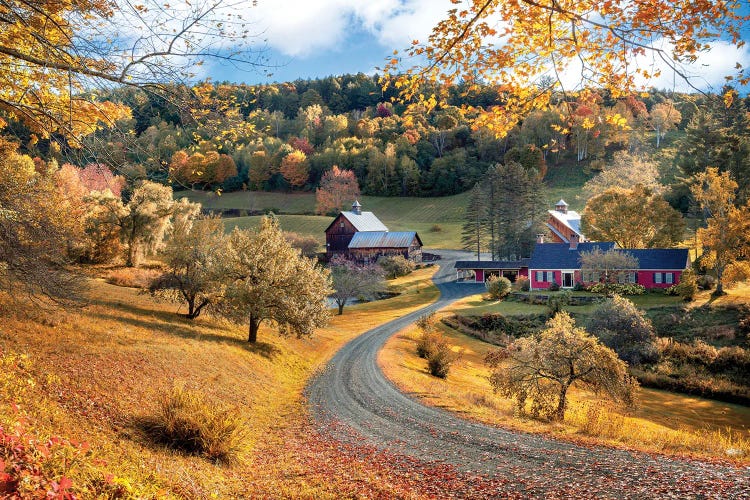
[337,301,345,315]
[248,315,261,343]
[186,298,209,319]
[126,242,137,267]
[555,384,569,421]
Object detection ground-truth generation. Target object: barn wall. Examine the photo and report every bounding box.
[326,215,357,254]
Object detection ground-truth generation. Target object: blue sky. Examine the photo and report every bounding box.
[206,0,750,93]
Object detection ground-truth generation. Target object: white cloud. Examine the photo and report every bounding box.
[631,40,750,92]
[544,39,750,93]
[252,0,453,56]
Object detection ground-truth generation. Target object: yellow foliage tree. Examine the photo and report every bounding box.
[0,0,261,143]
[691,168,750,295]
[218,217,331,343]
[385,0,746,137]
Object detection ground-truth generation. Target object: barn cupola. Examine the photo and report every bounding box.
[351,200,362,215]
[555,199,568,214]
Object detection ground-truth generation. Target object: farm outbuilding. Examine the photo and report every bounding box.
[325,201,423,263]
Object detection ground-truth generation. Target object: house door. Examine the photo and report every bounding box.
[563,272,574,288]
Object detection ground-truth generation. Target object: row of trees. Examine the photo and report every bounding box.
[17,75,748,201]
[461,162,547,261]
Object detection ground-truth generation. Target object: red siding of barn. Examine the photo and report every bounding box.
[325,214,357,256]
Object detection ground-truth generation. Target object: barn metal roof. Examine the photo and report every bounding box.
[340,211,388,232]
[548,209,584,240]
[348,231,420,249]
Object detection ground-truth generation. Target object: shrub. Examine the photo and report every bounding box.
[547,291,572,316]
[378,255,415,279]
[514,276,530,292]
[485,275,512,300]
[416,330,441,359]
[697,274,716,290]
[573,281,586,292]
[416,312,437,333]
[674,269,698,301]
[587,282,645,295]
[144,385,248,463]
[587,295,657,365]
[427,341,458,379]
[106,267,162,288]
[548,280,561,291]
[429,224,443,232]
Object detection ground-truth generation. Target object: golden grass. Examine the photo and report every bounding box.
[378,314,750,464]
[0,266,440,497]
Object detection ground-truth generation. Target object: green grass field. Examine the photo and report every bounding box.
[186,190,470,248]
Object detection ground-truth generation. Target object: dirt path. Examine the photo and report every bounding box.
[306,252,750,498]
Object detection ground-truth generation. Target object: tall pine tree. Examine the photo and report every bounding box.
[461,183,488,260]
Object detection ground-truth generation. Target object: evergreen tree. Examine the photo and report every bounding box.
[461,183,488,260]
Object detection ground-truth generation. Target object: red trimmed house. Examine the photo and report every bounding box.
[528,238,690,290]
[324,201,423,263]
[454,260,529,283]
[454,237,689,289]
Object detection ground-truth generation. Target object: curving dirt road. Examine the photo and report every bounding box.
[306,252,750,498]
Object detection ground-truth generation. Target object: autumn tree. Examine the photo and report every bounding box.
[649,101,682,148]
[385,1,745,137]
[579,248,639,295]
[691,168,750,295]
[218,217,331,343]
[77,163,127,197]
[487,312,637,421]
[581,186,685,248]
[280,150,310,189]
[150,216,226,319]
[93,181,195,267]
[169,149,237,189]
[0,140,85,302]
[582,151,662,200]
[0,0,263,143]
[284,232,320,258]
[315,166,361,215]
[329,256,386,315]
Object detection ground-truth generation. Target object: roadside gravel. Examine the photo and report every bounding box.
[306,251,750,498]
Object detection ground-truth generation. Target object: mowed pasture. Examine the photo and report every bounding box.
[179,185,586,249]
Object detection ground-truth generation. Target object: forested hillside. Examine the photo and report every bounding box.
[11,75,750,205]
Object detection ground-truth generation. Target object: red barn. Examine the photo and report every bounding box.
[325,201,423,263]
[546,199,586,244]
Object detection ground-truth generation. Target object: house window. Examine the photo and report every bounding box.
[535,271,554,282]
[654,273,662,284]
[665,272,674,284]
[340,222,345,228]
[618,272,637,284]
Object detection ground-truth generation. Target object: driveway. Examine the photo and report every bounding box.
[306,250,750,498]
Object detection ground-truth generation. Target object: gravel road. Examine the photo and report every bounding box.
[306,251,750,498]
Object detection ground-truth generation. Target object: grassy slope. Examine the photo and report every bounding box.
[179,170,591,249]
[378,288,750,463]
[0,267,440,497]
